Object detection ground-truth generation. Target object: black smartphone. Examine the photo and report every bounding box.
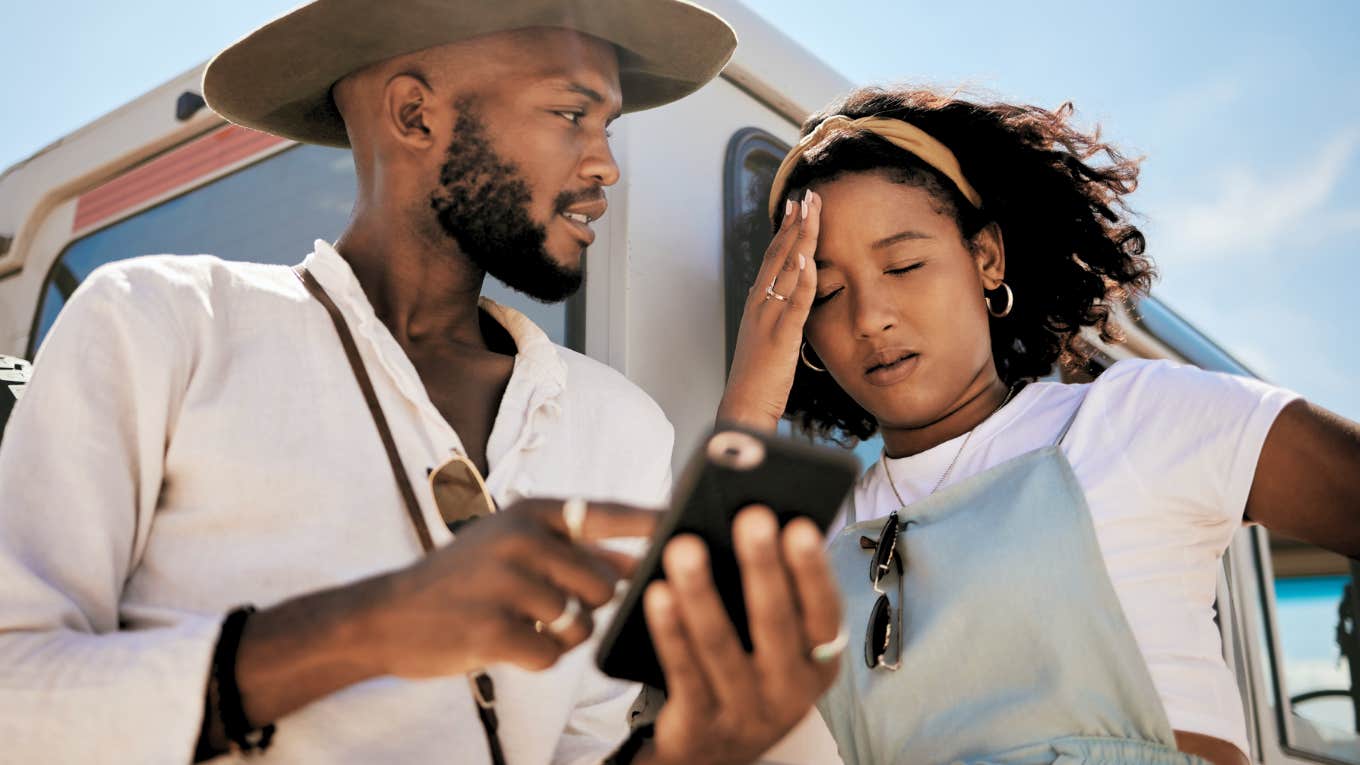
[595,426,859,689]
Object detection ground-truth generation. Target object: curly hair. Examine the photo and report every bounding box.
[777,87,1153,443]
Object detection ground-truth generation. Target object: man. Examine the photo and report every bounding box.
[0,2,845,763]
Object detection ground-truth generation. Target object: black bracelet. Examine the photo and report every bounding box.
[214,606,276,755]
[604,723,655,765]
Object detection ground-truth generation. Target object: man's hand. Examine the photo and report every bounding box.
[638,506,843,765]
[232,498,657,732]
[365,498,656,677]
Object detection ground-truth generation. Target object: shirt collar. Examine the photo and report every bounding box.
[301,239,568,392]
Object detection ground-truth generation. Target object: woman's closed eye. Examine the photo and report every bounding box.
[886,262,924,277]
[813,262,922,307]
[812,286,843,307]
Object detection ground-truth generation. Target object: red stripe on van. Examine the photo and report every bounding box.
[73,125,289,233]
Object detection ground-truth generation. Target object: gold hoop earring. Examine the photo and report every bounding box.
[985,282,1014,318]
[800,341,826,372]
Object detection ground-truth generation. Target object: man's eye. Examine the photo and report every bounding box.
[886,263,923,276]
[557,110,584,124]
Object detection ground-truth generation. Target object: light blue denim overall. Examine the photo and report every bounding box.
[816,409,1210,765]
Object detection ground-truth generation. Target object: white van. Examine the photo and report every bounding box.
[0,2,1354,761]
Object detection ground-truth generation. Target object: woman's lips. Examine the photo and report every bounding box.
[864,353,920,387]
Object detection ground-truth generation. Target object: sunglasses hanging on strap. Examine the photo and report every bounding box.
[859,511,915,671]
[294,265,507,765]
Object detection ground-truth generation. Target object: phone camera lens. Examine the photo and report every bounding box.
[706,431,765,471]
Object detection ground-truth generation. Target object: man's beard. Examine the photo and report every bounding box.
[429,101,586,303]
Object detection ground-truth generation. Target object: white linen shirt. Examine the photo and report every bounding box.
[0,241,674,764]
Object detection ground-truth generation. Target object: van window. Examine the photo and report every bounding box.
[1257,533,1360,762]
[30,142,577,355]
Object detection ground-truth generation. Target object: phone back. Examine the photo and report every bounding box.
[596,428,859,689]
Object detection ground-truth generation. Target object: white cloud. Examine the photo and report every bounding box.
[1153,127,1360,262]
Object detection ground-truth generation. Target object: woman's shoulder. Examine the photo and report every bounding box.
[1058,358,1299,522]
[1091,356,1235,393]
[1002,357,1295,473]
[1079,357,1293,425]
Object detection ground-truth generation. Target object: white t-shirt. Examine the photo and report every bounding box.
[842,358,1298,756]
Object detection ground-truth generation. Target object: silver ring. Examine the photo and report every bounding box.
[562,497,588,542]
[810,626,849,664]
[765,275,790,303]
[543,596,581,635]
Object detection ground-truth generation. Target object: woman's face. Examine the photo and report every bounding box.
[803,170,1004,430]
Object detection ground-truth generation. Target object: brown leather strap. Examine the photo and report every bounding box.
[293,265,506,764]
[293,265,434,552]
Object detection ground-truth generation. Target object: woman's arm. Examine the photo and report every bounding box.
[1245,399,1360,558]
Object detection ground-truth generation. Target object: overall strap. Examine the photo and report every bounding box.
[293,265,507,765]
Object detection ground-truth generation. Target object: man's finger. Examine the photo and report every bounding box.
[514,534,624,609]
[663,535,759,710]
[591,547,644,579]
[499,566,594,648]
[487,610,573,672]
[533,499,659,542]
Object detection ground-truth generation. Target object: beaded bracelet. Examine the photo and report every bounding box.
[213,606,276,755]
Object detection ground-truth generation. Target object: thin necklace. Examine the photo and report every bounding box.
[882,383,1021,507]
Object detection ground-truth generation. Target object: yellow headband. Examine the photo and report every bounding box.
[767,115,983,219]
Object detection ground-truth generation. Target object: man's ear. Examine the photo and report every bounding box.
[383,73,437,150]
[971,222,1006,289]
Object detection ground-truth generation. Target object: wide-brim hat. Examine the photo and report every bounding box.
[203,0,737,147]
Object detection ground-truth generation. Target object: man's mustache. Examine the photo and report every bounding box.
[554,188,606,212]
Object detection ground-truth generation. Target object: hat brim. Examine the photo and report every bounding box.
[203,0,737,147]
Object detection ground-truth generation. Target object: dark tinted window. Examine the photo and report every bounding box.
[722,128,786,374]
[32,142,575,353]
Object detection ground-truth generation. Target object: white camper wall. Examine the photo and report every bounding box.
[599,80,796,470]
[592,0,854,468]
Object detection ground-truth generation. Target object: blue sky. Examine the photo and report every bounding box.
[2,1,1356,419]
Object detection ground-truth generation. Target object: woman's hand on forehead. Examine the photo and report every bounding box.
[717,191,823,432]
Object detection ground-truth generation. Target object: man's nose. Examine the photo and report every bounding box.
[581,131,621,187]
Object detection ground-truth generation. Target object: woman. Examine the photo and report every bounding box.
[717,87,1360,765]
